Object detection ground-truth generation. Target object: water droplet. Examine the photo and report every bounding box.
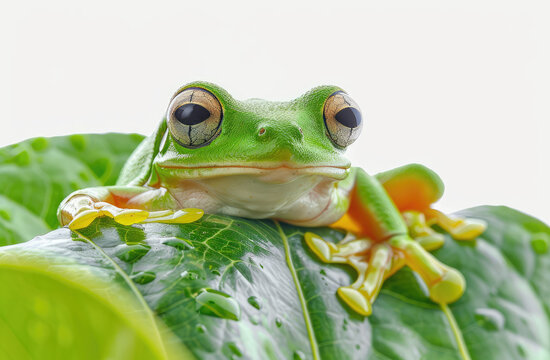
[531,233,549,254]
[195,324,206,333]
[195,288,241,321]
[131,271,156,284]
[355,344,360,350]
[320,269,327,276]
[293,350,305,360]
[69,134,86,150]
[92,158,111,177]
[250,315,260,325]
[0,210,10,221]
[475,308,505,331]
[14,149,30,166]
[115,244,151,263]
[163,237,193,250]
[223,342,243,358]
[30,137,49,151]
[180,271,199,280]
[259,264,264,269]
[247,296,262,310]
[275,317,283,328]
[211,269,221,276]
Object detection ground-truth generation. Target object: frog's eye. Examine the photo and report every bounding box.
[323,91,363,148]
[167,88,223,148]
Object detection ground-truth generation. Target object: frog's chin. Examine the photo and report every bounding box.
[156,163,350,183]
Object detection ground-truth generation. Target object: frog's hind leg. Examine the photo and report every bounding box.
[375,164,486,241]
[305,231,449,316]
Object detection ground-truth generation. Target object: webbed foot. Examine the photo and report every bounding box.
[60,195,203,230]
[305,231,465,316]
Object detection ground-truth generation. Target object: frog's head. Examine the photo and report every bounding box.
[154,81,362,182]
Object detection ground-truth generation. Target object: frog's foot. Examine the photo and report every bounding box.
[67,201,150,230]
[426,209,486,240]
[305,232,465,316]
[64,196,203,230]
[403,211,445,251]
[140,209,204,224]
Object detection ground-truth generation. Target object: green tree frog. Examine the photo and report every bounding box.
[58,81,486,316]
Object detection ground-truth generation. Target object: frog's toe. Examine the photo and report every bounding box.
[68,209,101,230]
[449,219,487,240]
[428,267,465,304]
[415,234,445,251]
[404,210,445,250]
[338,286,372,316]
[141,208,204,224]
[428,209,486,241]
[113,209,150,226]
[305,232,372,263]
[305,232,338,262]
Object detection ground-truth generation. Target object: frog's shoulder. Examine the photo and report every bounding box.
[116,119,167,186]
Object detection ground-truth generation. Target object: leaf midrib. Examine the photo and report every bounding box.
[274,220,320,360]
[74,229,168,359]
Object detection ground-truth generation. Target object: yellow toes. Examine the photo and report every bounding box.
[305,232,336,262]
[168,208,204,223]
[338,287,372,316]
[113,209,150,226]
[428,209,486,241]
[404,210,446,250]
[415,234,445,251]
[449,219,487,240]
[428,268,465,304]
[142,208,204,224]
[68,209,100,230]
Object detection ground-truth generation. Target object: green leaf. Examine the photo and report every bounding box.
[0,133,144,245]
[1,206,548,359]
[0,252,192,360]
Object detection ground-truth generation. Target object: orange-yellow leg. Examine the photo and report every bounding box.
[376,164,486,241]
[310,167,469,316]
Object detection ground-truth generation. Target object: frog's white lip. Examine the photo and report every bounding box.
[156,163,350,180]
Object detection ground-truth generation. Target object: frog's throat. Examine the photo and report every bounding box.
[155,163,350,181]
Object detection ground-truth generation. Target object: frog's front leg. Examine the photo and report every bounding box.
[57,186,203,230]
[307,168,465,316]
[375,164,486,242]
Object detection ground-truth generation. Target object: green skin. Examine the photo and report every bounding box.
[58,81,485,316]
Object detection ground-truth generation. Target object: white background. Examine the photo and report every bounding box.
[1,0,549,223]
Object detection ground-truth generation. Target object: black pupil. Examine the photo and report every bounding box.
[174,103,211,125]
[335,107,362,128]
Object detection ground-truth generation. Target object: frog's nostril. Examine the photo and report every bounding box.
[258,127,266,136]
[299,127,303,135]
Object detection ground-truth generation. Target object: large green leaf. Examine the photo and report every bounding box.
[1,206,548,359]
[0,255,191,360]
[2,134,548,358]
[0,133,144,246]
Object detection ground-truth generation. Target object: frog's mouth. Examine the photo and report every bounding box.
[156,163,350,182]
